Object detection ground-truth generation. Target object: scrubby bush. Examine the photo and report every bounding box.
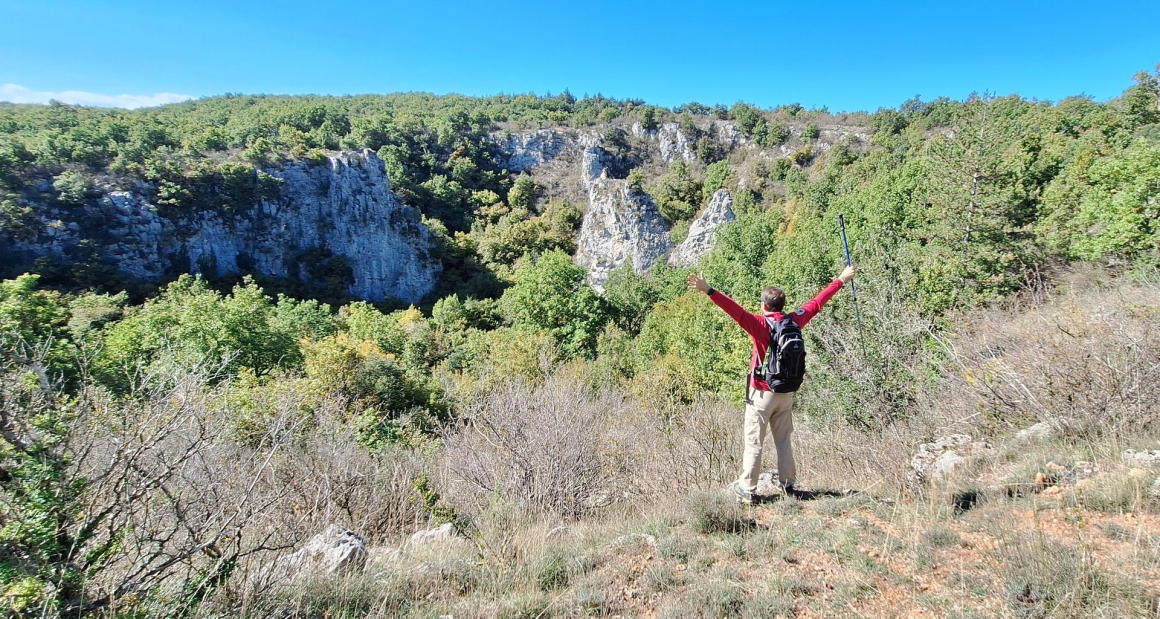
[924,271,1160,439]
[802,122,820,143]
[93,275,301,392]
[686,491,755,534]
[439,376,626,518]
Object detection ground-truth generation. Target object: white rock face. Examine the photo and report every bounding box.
[574,135,672,289]
[631,122,696,163]
[186,150,440,303]
[669,189,736,267]
[494,125,761,287]
[99,191,168,280]
[501,130,573,172]
[17,150,441,303]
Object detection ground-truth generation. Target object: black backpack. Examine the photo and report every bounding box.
[754,315,806,393]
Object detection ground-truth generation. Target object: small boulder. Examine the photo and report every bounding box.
[276,525,368,579]
[1122,449,1160,468]
[756,470,782,497]
[1014,419,1065,444]
[932,451,967,478]
[612,533,657,550]
[908,434,993,491]
[1071,461,1099,481]
[408,522,458,548]
[546,526,572,541]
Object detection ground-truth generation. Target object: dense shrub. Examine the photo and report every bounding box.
[500,250,609,358]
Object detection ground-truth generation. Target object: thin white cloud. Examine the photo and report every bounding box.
[0,83,193,109]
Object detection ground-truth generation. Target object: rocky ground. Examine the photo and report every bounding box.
[248,431,1160,618]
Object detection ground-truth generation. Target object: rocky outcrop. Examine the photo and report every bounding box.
[632,122,696,163]
[1123,449,1160,467]
[274,525,368,578]
[185,150,439,302]
[668,189,736,267]
[500,130,573,173]
[908,435,993,491]
[497,125,757,287]
[12,150,441,303]
[574,134,672,289]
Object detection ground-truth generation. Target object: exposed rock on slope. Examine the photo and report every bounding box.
[574,134,673,289]
[273,524,368,578]
[633,122,697,163]
[500,130,572,173]
[497,122,760,286]
[185,150,440,303]
[669,188,736,267]
[13,150,440,303]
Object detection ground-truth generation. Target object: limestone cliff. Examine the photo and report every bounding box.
[668,189,736,268]
[574,134,673,289]
[12,150,440,303]
[498,122,747,288]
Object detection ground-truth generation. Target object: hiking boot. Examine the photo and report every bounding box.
[782,481,797,495]
[730,481,755,505]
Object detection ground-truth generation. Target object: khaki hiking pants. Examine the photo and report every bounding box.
[738,389,795,493]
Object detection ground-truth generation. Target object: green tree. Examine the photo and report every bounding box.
[507,173,541,213]
[652,160,702,222]
[1040,140,1160,259]
[917,94,1030,312]
[702,161,731,203]
[94,276,300,391]
[802,122,820,143]
[0,274,75,380]
[51,171,94,204]
[636,292,749,397]
[602,263,664,334]
[1123,66,1160,128]
[500,250,608,358]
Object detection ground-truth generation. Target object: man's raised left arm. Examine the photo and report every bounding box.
[795,266,855,326]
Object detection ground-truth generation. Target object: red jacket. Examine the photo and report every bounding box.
[708,279,844,391]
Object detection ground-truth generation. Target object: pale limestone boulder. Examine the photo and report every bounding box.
[276,524,368,578]
[908,434,993,491]
[1122,449,1160,467]
[408,522,458,548]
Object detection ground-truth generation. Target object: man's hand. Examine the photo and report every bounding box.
[687,271,710,293]
[839,265,855,284]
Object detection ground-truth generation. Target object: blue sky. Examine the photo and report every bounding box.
[2,0,1158,111]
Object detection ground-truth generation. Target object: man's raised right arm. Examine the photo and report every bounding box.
[686,271,765,340]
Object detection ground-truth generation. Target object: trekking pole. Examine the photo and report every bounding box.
[837,214,866,356]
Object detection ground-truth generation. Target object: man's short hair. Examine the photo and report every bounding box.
[762,287,785,312]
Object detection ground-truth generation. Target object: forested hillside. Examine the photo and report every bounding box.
[1,67,1159,616]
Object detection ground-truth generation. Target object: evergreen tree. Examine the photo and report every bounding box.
[918,94,1030,313]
